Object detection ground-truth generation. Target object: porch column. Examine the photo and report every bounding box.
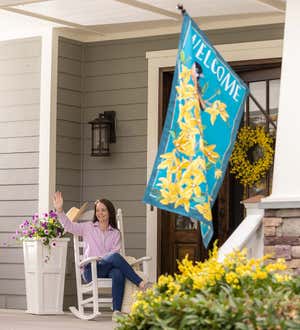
[261,0,300,276]
[262,0,300,208]
[38,28,58,214]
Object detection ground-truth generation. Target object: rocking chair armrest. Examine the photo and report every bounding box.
[79,256,101,267]
[129,256,152,267]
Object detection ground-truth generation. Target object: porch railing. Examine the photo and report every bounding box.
[218,197,264,262]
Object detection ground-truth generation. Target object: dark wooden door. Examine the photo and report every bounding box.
[158,60,281,276]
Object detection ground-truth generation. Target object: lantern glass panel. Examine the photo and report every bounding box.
[99,123,110,154]
[92,124,100,153]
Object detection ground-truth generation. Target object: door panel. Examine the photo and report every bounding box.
[176,244,197,263]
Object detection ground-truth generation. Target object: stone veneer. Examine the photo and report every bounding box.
[263,209,300,275]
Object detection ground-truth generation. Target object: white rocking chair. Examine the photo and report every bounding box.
[67,208,151,320]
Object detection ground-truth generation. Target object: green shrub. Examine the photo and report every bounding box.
[117,247,300,329]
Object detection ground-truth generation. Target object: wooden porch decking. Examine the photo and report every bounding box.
[0,309,115,330]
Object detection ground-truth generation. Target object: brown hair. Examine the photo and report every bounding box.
[93,198,118,229]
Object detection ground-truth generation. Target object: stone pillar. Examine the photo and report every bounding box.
[263,209,300,275]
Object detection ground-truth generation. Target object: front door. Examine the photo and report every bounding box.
[158,60,281,276]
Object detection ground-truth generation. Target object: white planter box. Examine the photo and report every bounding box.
[23,238,70,314]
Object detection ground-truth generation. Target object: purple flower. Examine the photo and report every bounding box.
[22,230,28,235]
[43,213,48,218]
[44,230,49,235]
[19,224,24,229]
[11,235,16,240]
[51,241,57,247]
[42,237,47,243]
[49,210,57,218]
[15,230,19,235]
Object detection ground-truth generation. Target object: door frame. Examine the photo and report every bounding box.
[145,39,283,282]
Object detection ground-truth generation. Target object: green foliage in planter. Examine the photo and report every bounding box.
[116,247,300,330]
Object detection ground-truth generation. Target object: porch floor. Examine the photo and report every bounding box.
[0,308,115,330]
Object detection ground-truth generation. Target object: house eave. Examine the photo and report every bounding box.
[55,12,285,43]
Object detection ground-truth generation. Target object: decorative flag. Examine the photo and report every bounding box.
[143,13,248,248]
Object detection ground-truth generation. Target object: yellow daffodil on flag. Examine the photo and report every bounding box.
[205,100,229,125]
[143,13,248,248]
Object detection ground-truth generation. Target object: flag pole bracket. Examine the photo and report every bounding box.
[177,4,186,16]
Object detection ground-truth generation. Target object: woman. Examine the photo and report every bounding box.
[53,191,148,314]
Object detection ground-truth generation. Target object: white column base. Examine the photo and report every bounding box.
[261,195,300,209]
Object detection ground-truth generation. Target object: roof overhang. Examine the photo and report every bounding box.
[0,0,286,42]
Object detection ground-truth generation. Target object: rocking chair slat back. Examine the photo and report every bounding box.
[116,208,125,256]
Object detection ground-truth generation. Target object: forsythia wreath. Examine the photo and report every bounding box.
[230,126,274,187]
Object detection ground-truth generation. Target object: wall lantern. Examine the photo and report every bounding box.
[88,111,116,157]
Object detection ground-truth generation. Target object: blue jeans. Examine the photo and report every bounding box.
[83,252,143,311]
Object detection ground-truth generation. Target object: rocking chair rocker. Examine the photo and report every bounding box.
[66,207,151,320]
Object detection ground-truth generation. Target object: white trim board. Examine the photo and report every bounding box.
[145,39,283,282]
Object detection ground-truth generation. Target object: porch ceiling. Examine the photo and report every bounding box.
[0,0,286,41]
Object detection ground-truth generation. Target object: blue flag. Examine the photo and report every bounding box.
[143,14,248,248]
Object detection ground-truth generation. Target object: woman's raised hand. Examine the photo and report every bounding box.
[53,191,64,213]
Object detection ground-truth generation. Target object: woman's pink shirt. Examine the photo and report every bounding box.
[57,212,121,259]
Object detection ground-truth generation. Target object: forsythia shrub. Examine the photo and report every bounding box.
[116,246,300,330]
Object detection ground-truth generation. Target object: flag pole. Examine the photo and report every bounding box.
[248,92,277,130]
